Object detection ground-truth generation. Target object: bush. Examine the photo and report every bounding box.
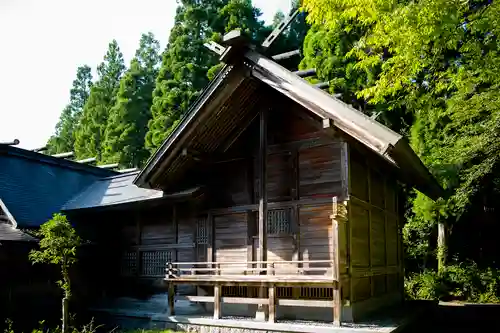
[405,270,444,300]
[405,261,500,303]
[3,318,100,333]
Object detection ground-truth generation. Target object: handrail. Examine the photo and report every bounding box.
[165,259,337,280]
[167,259,333,266]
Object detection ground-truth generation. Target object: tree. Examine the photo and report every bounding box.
[74,40,125,161]
[146,0,292,151]
[302,0,500,272]
[29,214,81,333]
[102,33,161,167]
[46,66,93,154]
[146,1,223,151]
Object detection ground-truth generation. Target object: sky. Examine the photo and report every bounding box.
[0,0,291,150]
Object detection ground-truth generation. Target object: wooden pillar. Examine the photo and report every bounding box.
[214,284,221,319]
[258,108,268,266]
[168,282,175,316]
[135,211,141,277]
[207,212,214,267]
[268,284,276,323]
[247,210,256,273]
[256,108,269,321]
[167,262,175,316]
[332,197,342,326]
[173,205,178,261]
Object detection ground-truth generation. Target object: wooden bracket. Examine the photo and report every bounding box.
[262,8,300,50]
[322,118,336,136]
[204,41,226,56]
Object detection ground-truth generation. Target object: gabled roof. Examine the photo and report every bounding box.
[0,144,118,227]
[0,199,36,242]
[62,172,164,211]
[134,44,444,200]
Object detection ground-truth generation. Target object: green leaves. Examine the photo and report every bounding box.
[304,0,500,281]
[74,40,125,161]
[29,214,81,298]
[46,66,93,155]
[102,33,160,168]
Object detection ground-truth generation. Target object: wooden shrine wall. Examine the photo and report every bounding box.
[197,101,346,276]
[347,145,402,304]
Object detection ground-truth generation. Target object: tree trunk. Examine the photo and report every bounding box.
[437,221,447,274]
[62,297,69,333]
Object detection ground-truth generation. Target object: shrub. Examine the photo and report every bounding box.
[405,270,443,300]
[405,261,500,303]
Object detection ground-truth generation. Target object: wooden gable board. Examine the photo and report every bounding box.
[134,49,444,200]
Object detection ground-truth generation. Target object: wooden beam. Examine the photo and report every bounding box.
[203,41,226,56]
[277,299,335,307]
[223,297,268,305]
[294,68,316,78]
[272,49,300,61]
[262,8,300,50]
[315,82,330,90]
[177,295,214,303]
[176,296,269,305]
[51,151,74,158]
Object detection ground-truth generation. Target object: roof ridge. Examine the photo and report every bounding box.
[0,145,118,177]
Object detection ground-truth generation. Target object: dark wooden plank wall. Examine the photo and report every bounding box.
[348,147,401,303]
[204,103,344,275]
[214,213,248,273]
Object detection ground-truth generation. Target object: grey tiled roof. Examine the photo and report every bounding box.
[62,172,163,211]
[0,145,117,227]
[0,222,36,242]
[0,199,36,242]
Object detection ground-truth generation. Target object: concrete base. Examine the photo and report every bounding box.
[149,315,408,333]
[343,292,403,322]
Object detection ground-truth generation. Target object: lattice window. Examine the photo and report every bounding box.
[267,208,292,234]
[196,216,208,245]
[140,250,172,277]
[121,251,137,276]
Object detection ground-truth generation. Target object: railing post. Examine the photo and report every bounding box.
[167,262,175,316]
[331,196,342,326]
[216,262,221,275]
[333,281,341,326]
[268,284,276,323]
[214,283,221,319]
[270,262,275,275]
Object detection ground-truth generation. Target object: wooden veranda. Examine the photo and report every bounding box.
[165,258,341,325]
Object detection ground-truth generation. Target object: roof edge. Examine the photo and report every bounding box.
[0,145,118,177]
[0,199,18,228]
[134,64,238,189]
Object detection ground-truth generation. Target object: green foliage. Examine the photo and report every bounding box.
[146,0,309,151]
[405,262,500,303]
[405,270,443,301]
[47,66,93,155]
[3,319,102,333]
[102,33,160,167]
[74,40,125,161]
[29,214,81,299]
[303,0,500,300]
[146,0,219,150]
